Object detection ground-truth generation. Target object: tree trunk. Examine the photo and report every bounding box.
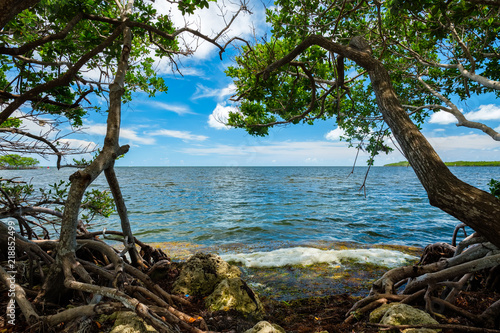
[366,59,500,248]
[37,5,133,301]
[105,165,143,267]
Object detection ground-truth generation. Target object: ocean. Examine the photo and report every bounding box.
[3,166,496,247]
[2,166,497,298]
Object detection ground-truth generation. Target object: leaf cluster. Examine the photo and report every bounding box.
[228,0,500,163]
[489,179,500,199]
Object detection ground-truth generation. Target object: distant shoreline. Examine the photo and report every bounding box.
[0,166,39,170]
[384,161,500,167]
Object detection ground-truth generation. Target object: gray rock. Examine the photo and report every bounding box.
[243,320,286,333]
[172,252,241,296]
[205,278,265,319]
[378,303,440,333]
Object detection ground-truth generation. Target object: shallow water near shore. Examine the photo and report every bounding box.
[145,240,421,300]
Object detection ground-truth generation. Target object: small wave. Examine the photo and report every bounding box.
[220,246,418,268]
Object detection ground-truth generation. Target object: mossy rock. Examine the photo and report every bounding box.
[172,253,241,296]
[205,278,264,319]
[108,311,161,333]
[243,321,285,333]
[369,303,395,323]
[378,303,440,333]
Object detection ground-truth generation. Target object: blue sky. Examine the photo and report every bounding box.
[27,1,500,167]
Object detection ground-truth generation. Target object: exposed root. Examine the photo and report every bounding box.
[0,223,224,332]
[346,224,500,330]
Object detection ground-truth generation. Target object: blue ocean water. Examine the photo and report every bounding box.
[2,166,498,248]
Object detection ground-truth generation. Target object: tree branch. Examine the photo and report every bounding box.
[0,22,125,125]
[417,76,500,141]
[0,13,84,56]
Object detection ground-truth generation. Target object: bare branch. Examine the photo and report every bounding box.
[0,127,64,166]
[417,76,500,141]
[13,55,72,67]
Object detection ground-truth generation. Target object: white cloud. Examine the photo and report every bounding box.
[149,129,208,141]
[10,110,54,137]
[429,111,457,125]
[208,103,238,130]
[192,83,236,101]
[84,124,107,136]
[325,127,345,141]
[180,140,365,166]
[426,133,499,150]
[148,101,195,115]
[84,124,156,145]
[120,128,156,145]
[464,104,500,121]
[429,104,500,125]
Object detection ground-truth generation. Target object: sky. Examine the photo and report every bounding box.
[19,1,500,167]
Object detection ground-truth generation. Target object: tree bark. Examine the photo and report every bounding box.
[261,35,500,248]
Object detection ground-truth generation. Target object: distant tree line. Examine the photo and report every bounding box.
[0,154,39,169]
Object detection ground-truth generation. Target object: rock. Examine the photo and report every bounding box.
[243,320,286,333]
[108,311,161,333]
[172,252,241,296]
[377,303,440,333]
[369,303,394,323]
[205,278,265,319]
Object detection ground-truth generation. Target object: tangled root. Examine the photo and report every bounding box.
[346,225,500,330]
[0,223,212,333]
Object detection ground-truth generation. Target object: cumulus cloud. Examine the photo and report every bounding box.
[84,123,156,145]
[464,104,500,121]
[148,129,208,141]
[181,141,350,157]
[55,138,98,151]
[429,104,500,125]
[429,111,457,125]
[208,103,238,130]
[325,127,345,141]
[426,133,499,150]
[179,140,367,166]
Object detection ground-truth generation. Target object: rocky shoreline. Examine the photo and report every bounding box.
[100,246,460,333]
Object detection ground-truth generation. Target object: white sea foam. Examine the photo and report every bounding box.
[220,247,418,268]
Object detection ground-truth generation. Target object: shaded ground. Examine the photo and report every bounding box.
[262,294,376,333]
